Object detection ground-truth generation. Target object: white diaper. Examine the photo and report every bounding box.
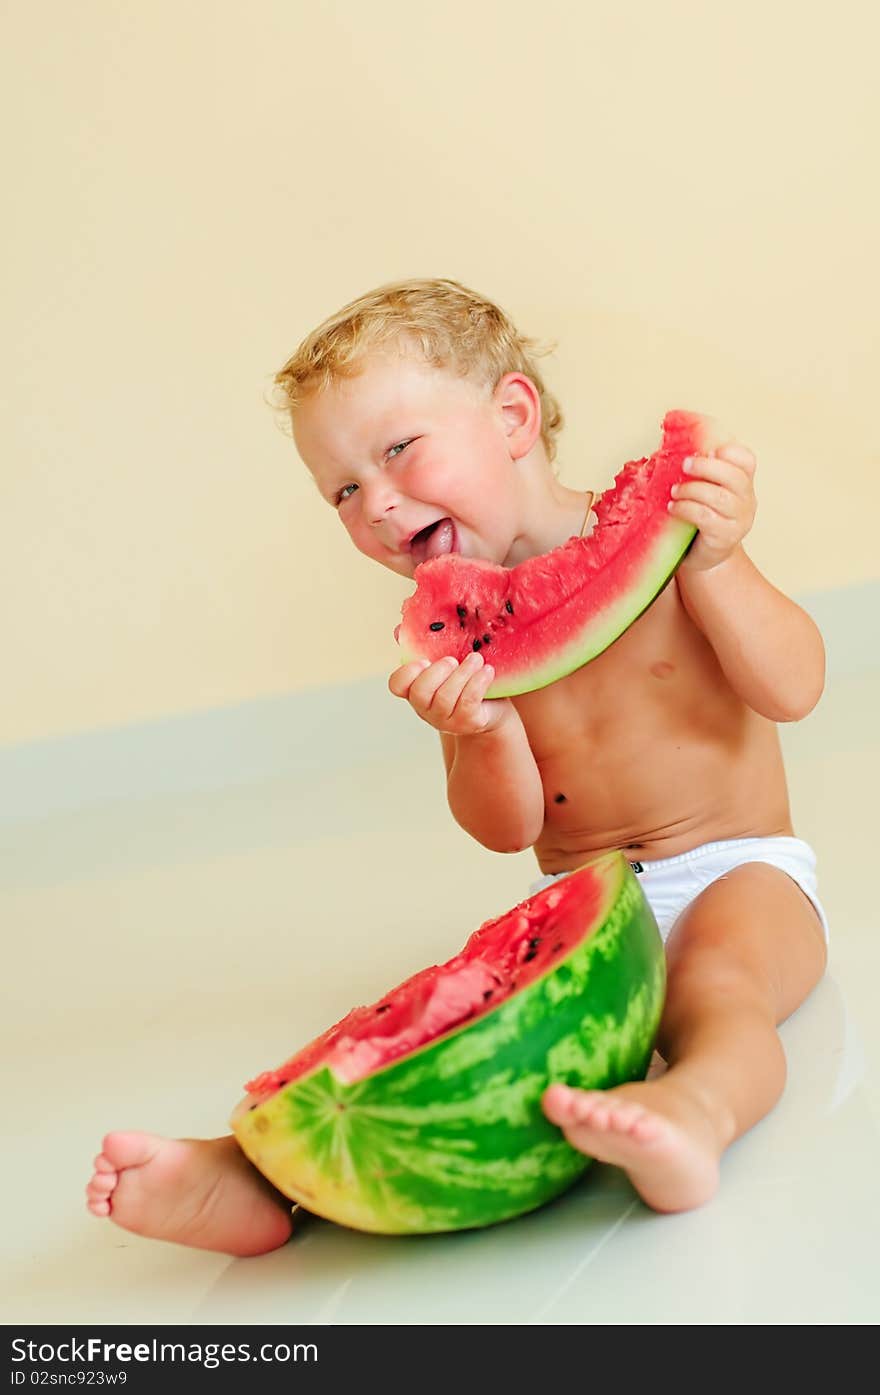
[529,836,829,944]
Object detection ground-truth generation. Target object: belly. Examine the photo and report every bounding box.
[532,717,793,870]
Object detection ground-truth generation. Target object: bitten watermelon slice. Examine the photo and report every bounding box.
[230,852,665,1235]
[396,409,725,696]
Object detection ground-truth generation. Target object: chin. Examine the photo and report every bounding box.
[391,556,418,580]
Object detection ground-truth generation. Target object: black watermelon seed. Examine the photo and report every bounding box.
[457,605,467,619]
[505,600,514,614]
[375,1004,391,1013]
[554,793,567,804]
[482,634,491,645]
[429,621,445,631]
[523,949,538,963]
[529,937,541,948]
[472,639,482,651]
[482,989,494,1001]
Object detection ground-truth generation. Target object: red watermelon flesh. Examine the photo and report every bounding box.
[396,409,725,697]
[244,862,603,1096]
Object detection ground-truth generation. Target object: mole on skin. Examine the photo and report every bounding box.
[550,660,670,836]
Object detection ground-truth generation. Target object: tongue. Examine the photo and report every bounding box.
[412,518,456,567]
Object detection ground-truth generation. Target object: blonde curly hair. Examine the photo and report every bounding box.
[270,277,564,463]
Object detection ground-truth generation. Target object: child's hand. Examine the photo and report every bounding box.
[670,441,758,573]
[389,652,514,736]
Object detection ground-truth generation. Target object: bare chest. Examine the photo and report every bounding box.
[511,579,726,759]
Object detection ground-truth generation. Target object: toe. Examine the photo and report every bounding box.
[93,1153,115,1173]
[571,1094,606,1127]
[543,1083,576,1121]
[88,1172,116,1196]
[568,1095,589,1123]
[609,1102,645,1132]
[87,1198,111,1217]
[101,1131,162,1170]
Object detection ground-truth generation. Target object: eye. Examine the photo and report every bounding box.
[387,439,413,459]
[335,483,358,505]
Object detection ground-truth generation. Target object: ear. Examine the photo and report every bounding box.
[493,372,543,460]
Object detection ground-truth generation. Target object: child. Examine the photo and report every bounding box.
[86,278,828,1254]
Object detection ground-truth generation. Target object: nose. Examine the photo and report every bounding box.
[362,475,399,527]
[371,503,396,526]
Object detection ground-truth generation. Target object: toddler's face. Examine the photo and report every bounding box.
[293,348,525,579]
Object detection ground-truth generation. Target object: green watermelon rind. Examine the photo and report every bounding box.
[398,514,696,698]
[483,515,695,697]
[231,854,665,1234]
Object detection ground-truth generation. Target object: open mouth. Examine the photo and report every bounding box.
[409,518,458,567]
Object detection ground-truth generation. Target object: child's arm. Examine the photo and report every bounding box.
[671,442,825,721]
[440,708,545,853]
[677,548,825,720]
[389,654,545,852]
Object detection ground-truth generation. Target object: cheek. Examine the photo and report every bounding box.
[343,512,409,575]
[342,510,375,555]
[404,454,451,502]
[407,454,482,518]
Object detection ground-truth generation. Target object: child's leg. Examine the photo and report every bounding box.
[543,862,828,1212]
[85,1132,295,1256]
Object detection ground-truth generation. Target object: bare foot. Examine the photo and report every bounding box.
[542,1080,721,1213]
[86,1132,295,1257]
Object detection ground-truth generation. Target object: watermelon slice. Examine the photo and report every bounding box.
[396,409,725,696]
[230,852,665,1234]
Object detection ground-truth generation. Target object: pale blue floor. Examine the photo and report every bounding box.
[3,671,879,1324]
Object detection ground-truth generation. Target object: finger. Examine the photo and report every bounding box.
[714,441,756,473]
[681,457,755,505]
[448,661,497,727]
[427,651,488,720]
[406,655,462,710]
[388,658,432,699]
[686,451,755,485]
[668,497,742,533]
[670,480,740,519]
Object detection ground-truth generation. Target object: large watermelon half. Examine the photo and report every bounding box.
[396,409,725,696]
[230,851,665,1235]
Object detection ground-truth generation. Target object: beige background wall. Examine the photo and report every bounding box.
[3,0,877,745]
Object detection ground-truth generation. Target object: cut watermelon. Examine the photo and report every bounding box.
[396,409,725,696]
[230,852,665,1234]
